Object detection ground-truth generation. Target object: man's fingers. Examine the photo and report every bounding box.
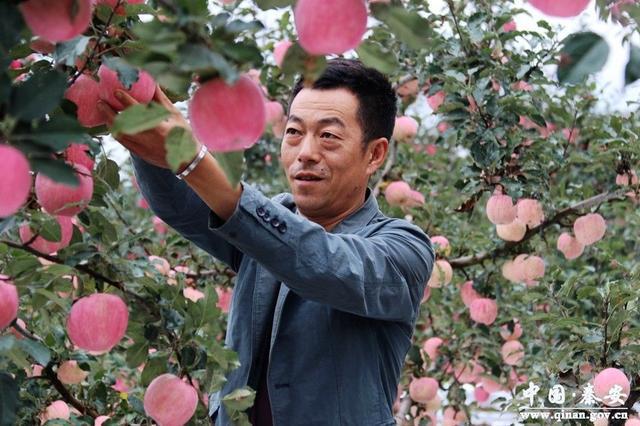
[97,101,117,126]
[115,89,139,109]
[152,84,171,107]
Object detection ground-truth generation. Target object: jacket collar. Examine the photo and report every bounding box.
[282,187,380,233]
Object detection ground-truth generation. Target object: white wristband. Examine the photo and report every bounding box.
[176,145,208,180]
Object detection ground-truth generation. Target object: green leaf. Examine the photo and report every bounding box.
[24,114,87,151]
[96,159,120,190]
[470,139,500,168]
[102,56,140,90]
[54,36,91,67]
[557,32,609,85]
[34,289,69,314]
[123,2,157,15]
[0,372,19,426]
[625,44,640,86]
[0,73,11,105]
[127,396,146,415]
[0,217,16,236]
[255,0,293,9]
[280,43,327,84]
[221,40,263,67]
[222,386,256,412]
[370,4,433,50]
[557,275,579,299]
[176,44,236,81]
[178,0,209,15]
[17,340,51,366]
[30,158,79,186]
[37,214,62,242]
[356,40,399,75]
[110,103,170,135]
[0,2,24,61]
[4,256,41,277]
[165,127,198,173]
[131,21,186,56]
[214,151,245,188]
[140,356,168,387]
[583,330,603,344]
[126,341,149,369]
[8,69,68,120]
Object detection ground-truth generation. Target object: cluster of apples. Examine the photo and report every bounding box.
[19,0,145,44]
[3,269,200,425]
[485,186,610,265]
[0,142,94,251]
[384,181,425,209]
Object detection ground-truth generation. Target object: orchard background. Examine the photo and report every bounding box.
[1,0,640,425]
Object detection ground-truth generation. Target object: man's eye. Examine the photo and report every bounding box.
[286,128,300,135]
[321,132,336,139]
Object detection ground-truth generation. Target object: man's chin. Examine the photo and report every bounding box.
[291,194,324,213]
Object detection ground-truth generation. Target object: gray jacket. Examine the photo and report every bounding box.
[132,156,435,425]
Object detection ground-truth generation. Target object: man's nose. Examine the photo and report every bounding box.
[297,134,321,163]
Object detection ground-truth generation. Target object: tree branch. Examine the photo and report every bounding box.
[449,189,629,268]
[43,364,99,418]
[0,239,148,306]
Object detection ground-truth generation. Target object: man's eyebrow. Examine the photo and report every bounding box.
[287,114,304,124]
[318,116,346,129]
[287,114,346,129]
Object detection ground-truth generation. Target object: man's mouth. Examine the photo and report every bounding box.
[294,173,324,181]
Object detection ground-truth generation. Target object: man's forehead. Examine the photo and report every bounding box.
[288,88,358,123]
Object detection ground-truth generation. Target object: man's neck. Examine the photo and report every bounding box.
[297,191,368,231]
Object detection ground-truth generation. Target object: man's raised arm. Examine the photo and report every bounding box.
[100,86,244,271]
[206,182,435,324]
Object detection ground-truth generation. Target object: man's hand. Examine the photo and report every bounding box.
[105,84,242,220]
[98,85,201,171]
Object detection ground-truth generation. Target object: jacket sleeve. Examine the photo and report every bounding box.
[130,154,244,272]
[207,182,435,323]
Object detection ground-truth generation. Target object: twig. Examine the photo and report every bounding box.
[444,0,505,152]
[372,140,398,198]
[0,239,148,306]
[43,364,99,418]
[10,318,43,342]
[70,0,123,84]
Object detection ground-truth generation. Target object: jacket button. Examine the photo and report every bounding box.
[270,217,280,227]
[256,206,265,217]
[277,222,287,233]
[263,210,271,221]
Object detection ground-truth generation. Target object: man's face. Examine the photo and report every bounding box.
[280,88,384,218]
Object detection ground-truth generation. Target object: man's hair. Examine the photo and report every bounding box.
[288,58,397,151]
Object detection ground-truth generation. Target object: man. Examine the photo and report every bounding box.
[99,58,435,425]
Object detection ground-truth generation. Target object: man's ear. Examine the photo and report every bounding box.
[365,137,389,175]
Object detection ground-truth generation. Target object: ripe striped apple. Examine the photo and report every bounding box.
[189,76,266,152]
[0,145,31,217]
[19,0,93,43]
